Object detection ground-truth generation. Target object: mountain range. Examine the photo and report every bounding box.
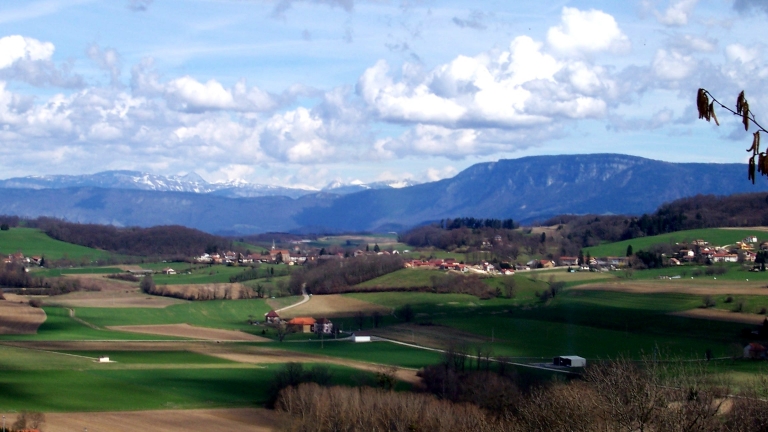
[0,170,418,199]
[0,154,766,234]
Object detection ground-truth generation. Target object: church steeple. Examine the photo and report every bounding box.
[272,240,275,250]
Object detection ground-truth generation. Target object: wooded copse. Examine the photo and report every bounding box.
[288,254,405,295]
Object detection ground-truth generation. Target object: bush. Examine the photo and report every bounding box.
[702,295,716,308]
[725,296,734,304]
[734,301,745,313]
[28,298,43,308]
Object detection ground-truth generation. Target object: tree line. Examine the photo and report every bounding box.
[275,353,768,432]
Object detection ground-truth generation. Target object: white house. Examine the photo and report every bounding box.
[553,355,586,368]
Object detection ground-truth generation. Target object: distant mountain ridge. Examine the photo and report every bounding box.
[0,171,418,199]
[0,154,765,234]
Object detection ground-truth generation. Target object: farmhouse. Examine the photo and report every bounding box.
[161,267,176,275]
[265,310,280,324]
[559,256,579,266]
[744,343,767,359]
[287,317,316,333]
[315,317,333,334]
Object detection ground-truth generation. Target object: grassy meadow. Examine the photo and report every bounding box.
[0,227,113,261]
[0,345,371,412]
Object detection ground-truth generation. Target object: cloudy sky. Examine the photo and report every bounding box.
[0,0,766,188]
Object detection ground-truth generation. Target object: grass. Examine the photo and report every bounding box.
[70,299,271,333]
[0,227,114,261]
[55,350,237,365]
[147,263,292,285]
[585,228,764,257]
[34,267,123,277]
[0,307,182,342]
[356,268,436,289]
[268,340,444,369]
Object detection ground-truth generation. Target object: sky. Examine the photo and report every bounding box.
[0,0,766,189]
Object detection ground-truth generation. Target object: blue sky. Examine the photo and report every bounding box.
[0,0,766,188]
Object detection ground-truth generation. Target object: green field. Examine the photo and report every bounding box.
[0,345,371,412]
[269,341,444,369]
[584,228,764,257]
[35,267,123,277]
[70,299,270,332]
[0,227,114,261]
[0,308,184,342]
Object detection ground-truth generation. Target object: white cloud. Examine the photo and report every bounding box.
[726,44,759,64]
[546,7,630,55]
[359,33,618,134]
[655,0,699,26]
[0,35,54,68]
[652,49,697,80]
[161,75,277,113]
[424,166,458,182]
[261,107,335,163]
[87,44,121,86]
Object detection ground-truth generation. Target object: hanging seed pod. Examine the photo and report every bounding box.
[747,133,757,153]
[749,157,756,184]
[697,89,709,120]
[763,151,768,176]
[737,91,746,115]
[759,153,766,175]
[743,100,750,131]
[709,102,719,125]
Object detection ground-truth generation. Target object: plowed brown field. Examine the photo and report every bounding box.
[0,300,46,334]
[0,408,287,432]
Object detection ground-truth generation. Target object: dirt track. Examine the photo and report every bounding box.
[106,324,269,341]
[0,408,287,432]
[572,281,768,296]
[0,300,46,334]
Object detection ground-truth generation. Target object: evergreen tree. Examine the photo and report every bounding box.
[626,245,633,257]
[373,244,380,253]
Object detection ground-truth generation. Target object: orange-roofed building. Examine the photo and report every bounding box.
[287,317,316,333]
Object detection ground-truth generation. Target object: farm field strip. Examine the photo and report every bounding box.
[0,227,115,260]
[0,408,285,432]
[106,324,269,341]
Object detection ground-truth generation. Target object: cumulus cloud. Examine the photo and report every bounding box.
[359,32,618,135]
[0,35,83,88]
[260,107,336,163]
[0,35,54,68]
[652,49,697,80]
[654,0,699,26]
[546,7,630,55]
[132,65,277,113]
[87,44,122,86]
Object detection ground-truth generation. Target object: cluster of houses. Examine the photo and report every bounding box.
[3,252,42,266]
[264,310,334,334]
[405,258,516,275]
[667,237,767,266]
[194,240,407,267]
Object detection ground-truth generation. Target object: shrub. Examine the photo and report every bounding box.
[28,298,43,308]
[702,295,716,308]
[725,296,734,304]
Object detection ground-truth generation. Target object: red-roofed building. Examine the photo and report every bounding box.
[265,310,280,324]
[287,317,316,333]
